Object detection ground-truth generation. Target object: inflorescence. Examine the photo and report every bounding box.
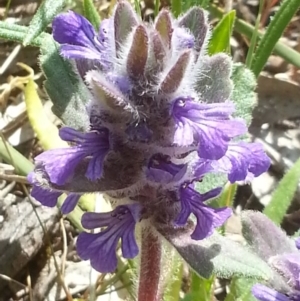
[29,1,270,273]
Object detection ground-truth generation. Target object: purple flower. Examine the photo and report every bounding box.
[252,247,300,301]
[30,2,271,277]
[211,142,271,183]
[35,127,110,185]
[252,284,291,301]
[52,11,113,69]
[76,204,141,272]
[175,184,232,240]
[146,154,187,185]
[171,97,247,160]
[28,172,80,214]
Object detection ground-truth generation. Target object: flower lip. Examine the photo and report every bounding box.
[175,184,231,240]
[171,96,247,160]
[35,127,110,185]
[28,172,80,214]
[76,204,142,272]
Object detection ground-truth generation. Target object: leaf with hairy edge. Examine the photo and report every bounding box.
[209,10,235,54]
[158,222,273,280]
[241,210,295,292]
[231,63,256,126]
[39,35,90,131]
[83,0,101,30]
[23,0,66,46]
[0,22,47,46]
[263,157,300,224]
[241,211,297,261]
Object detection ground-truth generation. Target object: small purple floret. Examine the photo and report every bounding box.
[171,97,247,160]
[76,204,141,272]
[252,284,290,301]
[35,127,110,185]
[146,154,187,184]
[52,11,112,69]
[176,184,231,240]
[28,172,80,214]
[211,142,271,182]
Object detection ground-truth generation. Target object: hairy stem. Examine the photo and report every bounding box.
[138,229,162,301]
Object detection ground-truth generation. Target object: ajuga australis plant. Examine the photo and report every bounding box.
[28,1,271,300]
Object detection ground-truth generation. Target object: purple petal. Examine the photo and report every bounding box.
[60,45,102,60]
[295,238,300,250]
[35,128,110,185]
[146,154,187,184]
[171,98,247,159]
[176,185,231,240]
[53,11,96,46]
[61,194,81,214]
[31,185,61,207]
[211,142,270,183]
[271,253,300,290]
[251,284,289,301]
[77,204,141,273]
[53,11,112,68]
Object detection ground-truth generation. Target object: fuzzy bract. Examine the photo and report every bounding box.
[29,1,270,273]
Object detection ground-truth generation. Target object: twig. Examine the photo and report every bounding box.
[26,271,33,301]
[0,173,28,184]
[0,180,15,198]
[60,218,68,277]
[0,273,29,291]
[0,44,22,75]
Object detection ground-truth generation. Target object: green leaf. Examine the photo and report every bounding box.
[225,277,257,301]
[231,63,256,126]
[83,0,101,30]
[251,0,300,77]
[172,0,182,18]
[210,183,237,208]
[0,22,45,46]
[208,4,300,69]
[23,0,66,46]
[0,140,33,176]
[39,35,90,130]
[241,211,296,261]
[187,272,214,301]
[263,157,300,224]
[245,0,263,68]
[159,226,273,280]
[218,183,237,208]
[209,10,235,54]
[134,0,141,17]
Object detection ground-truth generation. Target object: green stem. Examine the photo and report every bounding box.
[251,0,300,76]
[245,0,264,67]
[208,4,300,70]
[138,229,162,301]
